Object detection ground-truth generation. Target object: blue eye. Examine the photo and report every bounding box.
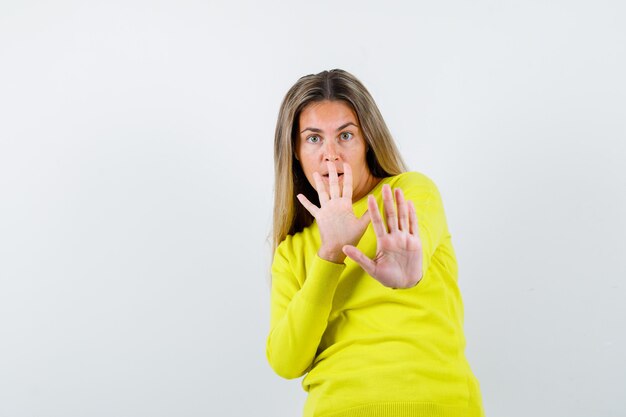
[340,132,353,141]
[307,135,321,143]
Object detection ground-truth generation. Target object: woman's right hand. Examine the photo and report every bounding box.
[297,161,371,264]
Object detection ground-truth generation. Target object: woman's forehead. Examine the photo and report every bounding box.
[299,100,358,129]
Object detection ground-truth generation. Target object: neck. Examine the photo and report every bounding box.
[352,174,382,203]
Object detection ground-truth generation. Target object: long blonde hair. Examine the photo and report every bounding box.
[272,69,408,254]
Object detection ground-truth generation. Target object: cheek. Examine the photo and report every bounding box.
[347,147,368,166]
[298,157,316,179]
[348,150,370,179]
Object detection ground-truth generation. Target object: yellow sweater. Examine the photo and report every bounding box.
[266,172,484,417]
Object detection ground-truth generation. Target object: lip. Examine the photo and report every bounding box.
[322,173,344,179]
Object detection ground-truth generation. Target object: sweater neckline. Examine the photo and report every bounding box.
[352,174,397,214]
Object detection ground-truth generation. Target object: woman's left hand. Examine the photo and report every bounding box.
[342,184,423,289]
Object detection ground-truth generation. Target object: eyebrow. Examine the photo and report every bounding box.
[300,122,359,134]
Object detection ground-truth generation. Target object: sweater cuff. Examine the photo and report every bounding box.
[300,254,346,307]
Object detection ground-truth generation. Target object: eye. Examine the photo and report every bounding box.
[306,135,321,144]
[340,132,353,141]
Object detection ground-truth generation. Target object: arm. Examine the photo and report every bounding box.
[266,249,345,379]
[266,162,369,378]
[343,173,448,289]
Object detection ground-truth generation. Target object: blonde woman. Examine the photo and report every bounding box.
[266,69,484,417]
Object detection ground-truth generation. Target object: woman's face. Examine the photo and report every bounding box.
[295,100,377,202]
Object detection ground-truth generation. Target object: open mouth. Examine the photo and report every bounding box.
[323,173,344,179]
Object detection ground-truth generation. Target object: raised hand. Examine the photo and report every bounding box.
[342,184,423,289]
[297,161,371,264]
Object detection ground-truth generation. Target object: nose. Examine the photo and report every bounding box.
[322,140,339,161]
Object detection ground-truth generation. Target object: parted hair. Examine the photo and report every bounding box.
[272,69,408,254]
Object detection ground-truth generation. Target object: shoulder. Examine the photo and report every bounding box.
[383,171,440,198]
[274,233,295,265]
[272,235,295,277]
[272,225,314,271]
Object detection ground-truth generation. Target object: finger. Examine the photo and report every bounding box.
[327,161,340,199]
[342,245,376,277]
[342,162,353,200]
[395,188,409,232]
[407,200,420,238]
[382,184,398,232]
[297,193,319,217]
[313,171,329,205]
[358,208,371,231]
[368,194,387,237]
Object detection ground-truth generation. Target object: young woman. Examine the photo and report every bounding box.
[266,69,484,417]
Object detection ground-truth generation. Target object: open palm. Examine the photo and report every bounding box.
[343,184,423,289]
[297,162,370,264]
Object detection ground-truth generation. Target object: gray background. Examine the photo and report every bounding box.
[1,1,625,416]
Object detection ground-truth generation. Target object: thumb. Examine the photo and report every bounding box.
[358,209,371,231]
[342,245,376,277]
[296,193,319,217]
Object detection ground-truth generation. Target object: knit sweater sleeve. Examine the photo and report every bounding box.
[266,243,346,379]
